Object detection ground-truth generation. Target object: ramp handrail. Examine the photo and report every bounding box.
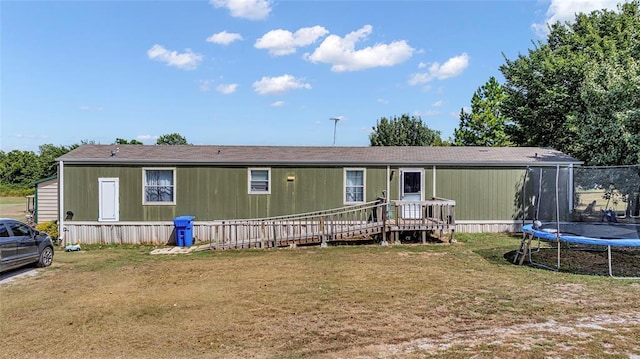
[211,200,386,249]
[208,198,456,249]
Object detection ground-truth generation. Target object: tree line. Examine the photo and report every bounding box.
[0,133,190,195]
[3,2,640,193]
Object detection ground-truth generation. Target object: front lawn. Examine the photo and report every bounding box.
[1,234,639,358]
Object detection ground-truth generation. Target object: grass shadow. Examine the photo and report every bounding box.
[498,241,640,278]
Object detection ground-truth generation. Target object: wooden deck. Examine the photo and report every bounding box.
[205,198,456,250]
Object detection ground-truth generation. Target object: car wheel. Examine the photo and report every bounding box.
[38,246,54,267]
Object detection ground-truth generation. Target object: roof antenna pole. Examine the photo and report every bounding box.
[329,117,341,146]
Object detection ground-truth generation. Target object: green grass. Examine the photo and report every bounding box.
[1,234,639,358]
[0,196,28,221]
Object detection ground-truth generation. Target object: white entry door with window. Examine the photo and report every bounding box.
[99,178,119,222]
[400,169,423,219]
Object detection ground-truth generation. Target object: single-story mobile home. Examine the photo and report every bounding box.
[56,145,581,245]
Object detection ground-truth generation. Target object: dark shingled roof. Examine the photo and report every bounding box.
[57,145,581,166]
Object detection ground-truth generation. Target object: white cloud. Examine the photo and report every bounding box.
[270,101,285,107]
[377,98,389,105]
[216,83,238,94]
[532,0,627,36]
[304,25,414,72]
[255,26,329,56]
[80,106,104,111]
[253,74,311,95]
[136,135,158,144]
[206,31,243,45]
[147,44,203,70]
[210,0,271,20]
[408,53,469,85]
[432,100,444,107]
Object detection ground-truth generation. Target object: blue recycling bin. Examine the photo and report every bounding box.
[173,216,195,247]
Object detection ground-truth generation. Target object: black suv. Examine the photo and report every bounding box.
[0,218,54,273]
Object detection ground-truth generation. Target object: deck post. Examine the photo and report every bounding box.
[272,222,277,248]
[381,201,388,246]
[222,222,226,248]
[319,217,328,248]
[393,203,401,244]
[421,204,427,243]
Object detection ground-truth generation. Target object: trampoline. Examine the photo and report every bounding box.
[520,222,640,279]
[514,165,640,279]
[522,222,640,247]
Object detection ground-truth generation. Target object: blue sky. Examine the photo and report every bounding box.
[1,0,630,152]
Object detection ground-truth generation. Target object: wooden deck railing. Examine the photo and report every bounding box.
[207,198,456,249]
[386,198,456,243]
[209,200,386,249]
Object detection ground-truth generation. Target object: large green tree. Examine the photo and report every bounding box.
[369,114,442,146]
[500,0,640,165]
[573,53,640,165]
[454,77,512,146]
[37,144,78,179]
[114,138,143,145]
[0,144,77,189]
[0,150,41,187]
[156,133,190,145]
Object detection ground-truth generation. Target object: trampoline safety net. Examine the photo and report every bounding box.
[517,165,640,279]
[523,165,640,225]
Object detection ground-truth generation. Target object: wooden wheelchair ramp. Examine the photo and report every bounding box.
[205,199,455,250]
[208,201,385,249]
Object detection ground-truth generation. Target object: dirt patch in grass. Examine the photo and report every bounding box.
[2,235,640,358]
[506,246,640,278]
[330,311,640,358]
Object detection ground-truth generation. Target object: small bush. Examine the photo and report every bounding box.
[36,221,59,243]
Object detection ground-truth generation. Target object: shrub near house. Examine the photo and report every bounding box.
[36,221,59,245]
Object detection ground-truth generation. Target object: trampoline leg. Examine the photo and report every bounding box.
[607,245,640,280]
[514,232,532,265]
[557,238,561,272]
[520,233,533,265]
[608,246,613,278]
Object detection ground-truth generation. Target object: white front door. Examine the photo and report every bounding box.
[401,169,423,219]
[99,178,119,222]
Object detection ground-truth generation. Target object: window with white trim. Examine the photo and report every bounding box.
[344,168,365,203]
[143,168,176,205]
[249,168,271,194]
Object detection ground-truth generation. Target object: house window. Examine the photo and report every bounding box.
[249,168,270,194]
[143,168,176,205]
[344,168,365,203]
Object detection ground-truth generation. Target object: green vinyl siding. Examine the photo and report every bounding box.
[435,167,527,220]
[177,167,346,219]
[424,167,434,198]
[63,165,172,221]
[64,164,531,222]
[63,165,391,221]
[365,168,388,201]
